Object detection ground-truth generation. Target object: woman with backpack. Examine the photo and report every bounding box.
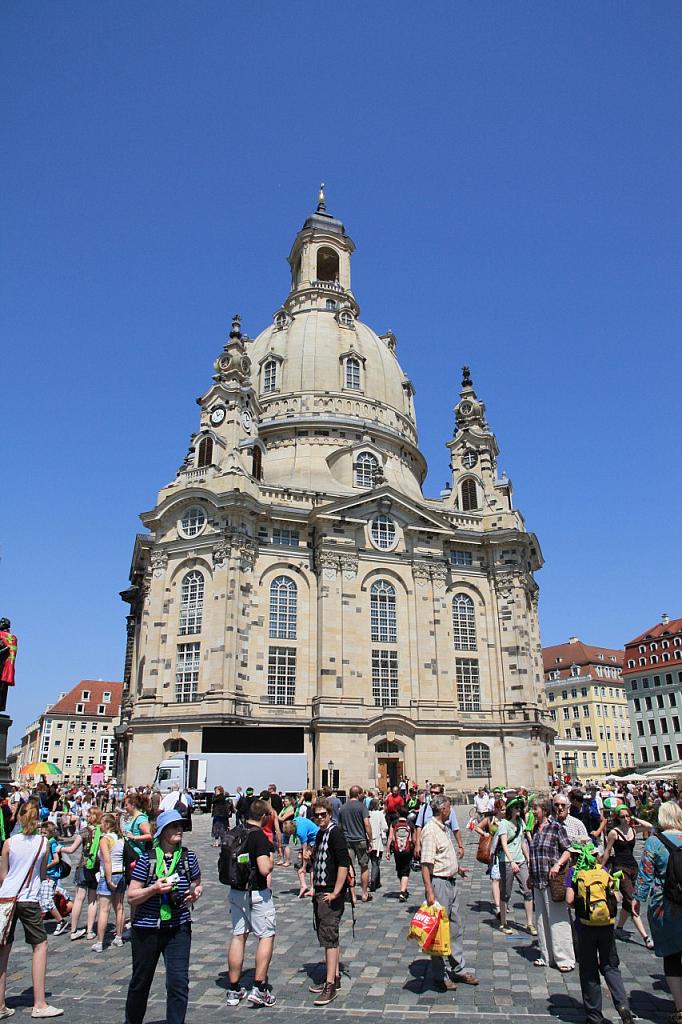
[600,803,654,948]
[57,805,103,940]
[633,801,682,1024]
[385,813,415,901]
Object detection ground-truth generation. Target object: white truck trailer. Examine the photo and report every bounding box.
[153,752,308,810]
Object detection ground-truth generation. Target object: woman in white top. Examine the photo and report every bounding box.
[92,813,126,953]
[0,801,63,1018]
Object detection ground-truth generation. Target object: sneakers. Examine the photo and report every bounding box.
[313,983,337,1006]
[85,932,96,940]
[309,976,340,994]
[399,892,409,902]
[111,936,124,947]
[247,986,276,1007]
[499,924,513,934]
[70,928,86,941]
[91,941,103,953]
[53,921,69,936]
[31,1009,64,1019]
[529,925,538,936]
[225,987,247,1007]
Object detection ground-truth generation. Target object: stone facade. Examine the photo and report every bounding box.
[118,193,554,792]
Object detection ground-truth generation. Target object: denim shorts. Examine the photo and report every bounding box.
[97,872,125,896]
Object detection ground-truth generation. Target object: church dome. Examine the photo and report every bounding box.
[249,311,416,441]
[248,189,419,456]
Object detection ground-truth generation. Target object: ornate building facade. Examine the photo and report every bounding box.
[117,193,553,791]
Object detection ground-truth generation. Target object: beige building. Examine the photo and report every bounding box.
[543,638,634,781]
[118,192,554,792]
[15,680,122,784]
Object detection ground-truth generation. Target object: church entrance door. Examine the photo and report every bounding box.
[377,758,403,791]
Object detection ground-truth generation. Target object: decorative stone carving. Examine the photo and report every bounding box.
[340,554,359,579]
[412,561,432,586]
[316,549,340,579]
[413,560,448,587]
[212,543,229,568]
[150,550,168,578]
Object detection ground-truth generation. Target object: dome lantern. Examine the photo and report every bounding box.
[286,185,357,312]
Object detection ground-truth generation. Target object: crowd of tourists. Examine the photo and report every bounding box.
[0,774,681,1024]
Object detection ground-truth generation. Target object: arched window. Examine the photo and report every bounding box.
[274,311,287,329]
[355,451,378,488]
[466,742,490,778]
[252,446,263,480]
[164,737,188,754]
[269,576,297,640]
[317,246,339,281]
[371,580,397,643]
[197,436,213,468]
[452,593,476,651]
[461,477,478,511]
[345,356,361,390]
[339,309,353,326]
[325,298,337,311]
[179,571,204,635]
[263,359,278,394]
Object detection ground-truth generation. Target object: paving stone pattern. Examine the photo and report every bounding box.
[2,809,673,1023]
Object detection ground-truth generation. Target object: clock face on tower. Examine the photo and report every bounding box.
[462,449,478,469]
[210,406,226,426]
[241,410,252,433]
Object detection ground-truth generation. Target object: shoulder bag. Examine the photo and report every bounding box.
[0,837,46,945]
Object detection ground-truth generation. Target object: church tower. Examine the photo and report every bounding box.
[117,191,554,791]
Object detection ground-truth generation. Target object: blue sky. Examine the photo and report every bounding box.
[2,3,681,746]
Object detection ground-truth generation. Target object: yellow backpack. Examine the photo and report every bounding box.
[574,867,617,927]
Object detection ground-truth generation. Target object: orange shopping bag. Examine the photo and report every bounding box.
[407,901,443,952]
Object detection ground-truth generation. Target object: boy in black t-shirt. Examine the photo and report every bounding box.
[308,797,351,1006]
[226,799,277,1008]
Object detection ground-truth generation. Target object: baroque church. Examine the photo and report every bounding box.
[117,190,554,791]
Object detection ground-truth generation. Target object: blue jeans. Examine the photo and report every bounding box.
[125,923,192,1024]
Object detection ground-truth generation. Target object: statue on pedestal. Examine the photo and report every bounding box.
[0,618,17,714]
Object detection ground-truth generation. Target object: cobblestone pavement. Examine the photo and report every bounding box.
[2,810,673,1023]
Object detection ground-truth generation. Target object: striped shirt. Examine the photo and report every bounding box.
[130,848,201,929]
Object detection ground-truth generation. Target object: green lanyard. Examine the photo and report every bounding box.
[0,808,5,843]
[154,846,181,922]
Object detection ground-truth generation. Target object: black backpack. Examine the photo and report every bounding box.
[174,796,190,821]
[658,833,682,904]
[218,826,257,890]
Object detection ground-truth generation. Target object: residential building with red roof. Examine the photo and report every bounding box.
[622,614,682,770]
[543,637,634,781]
[14,680,123,784]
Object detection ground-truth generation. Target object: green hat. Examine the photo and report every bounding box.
[505,795,525,811]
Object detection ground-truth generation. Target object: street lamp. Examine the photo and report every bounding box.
[327,759,335,788]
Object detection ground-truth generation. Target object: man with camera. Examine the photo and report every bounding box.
[124,808,203,1024]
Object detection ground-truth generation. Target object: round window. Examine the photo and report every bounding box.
[370,514,397,551]
[179,506,207,538]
